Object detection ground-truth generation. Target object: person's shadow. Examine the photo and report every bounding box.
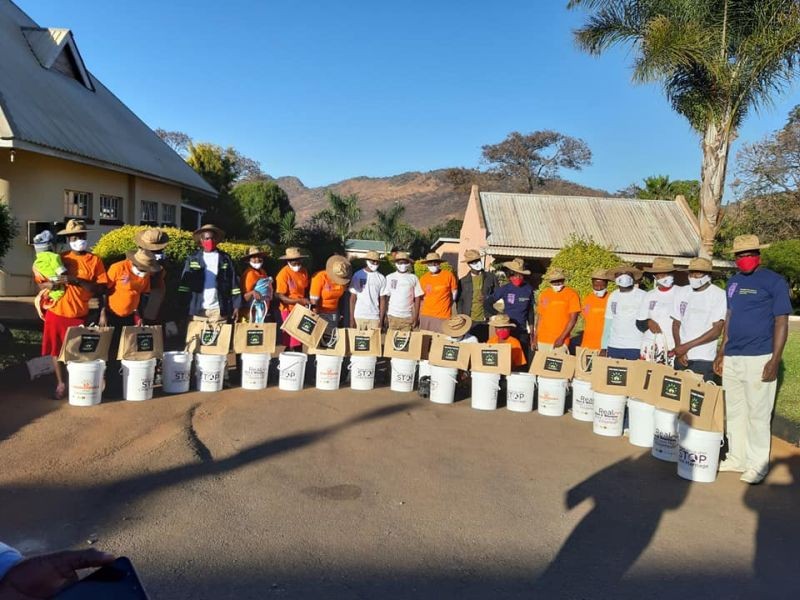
[534,453,691,597]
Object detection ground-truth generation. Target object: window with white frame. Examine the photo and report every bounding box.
[162,203,176,226]
[99,195,123,220]
[64,190,92,218]
[141,200,158,224]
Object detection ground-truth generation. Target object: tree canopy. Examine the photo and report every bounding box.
[231,180,293,243]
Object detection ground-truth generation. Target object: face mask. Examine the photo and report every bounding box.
[366,260,380,271]
[289,263,303,273]
[551,284,564,292]
[510,275,524,287]
[469,261,483,271]
[201,239,217,252]
[655,275,674,288]
[736,255,760,273]
[496,328,511,340]
[615,274,634,288]
[396,263,410,273]
[153,252,165,262]
[250,261,263,270]
[69,239,87,252]
[131,265,147,278]
[427,265,440,274]
[593,289,607,298]
[689,275,711,289]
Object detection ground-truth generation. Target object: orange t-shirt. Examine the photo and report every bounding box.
[106,259,151,317]
[487,334,527,367]
[275,265,309,312]
[309,271,346,313]
[581,292,609,350]
[41,252,108,319]
[419,271,457,319]
[536,287,581,345]
[241,267,266,295]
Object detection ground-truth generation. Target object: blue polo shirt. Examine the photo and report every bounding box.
[724,268,792,356]
[490,282,534,329]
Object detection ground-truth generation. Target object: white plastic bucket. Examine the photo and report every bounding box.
[390,358,417,392]
[316,354,344,391]
[471,371,501,411]
[571,378,594,422]
[241,353,270,390]
[652,408,679,462]
[418,359,432,380]
[162,351,192,394]
[677,420,723,483]
[429,365,458,404]
[506,373,536,413]
[195,353,226,392]
[537,377,568,417]
[593,392,627,437]
[278,352,308,391]
[67,360,105,407]
[627,398,655,448]
[350,355,377,391]
[121,358,156,401]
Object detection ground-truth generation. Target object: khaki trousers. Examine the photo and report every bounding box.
[356,318,381,330]
[387,315,414,331]
[722,354,777,476]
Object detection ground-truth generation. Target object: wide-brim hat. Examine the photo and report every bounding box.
[643,257,681,273]
[687,257,714,273]
[421,252,442,264]
[504,258,531,275]
[126,249,162,273]
[243,246,268,260]
[193,223,225,243]
[326,255,353,285]
[544,268,567,282]
[135,228,169,251]
[364,250,381,261]
[731,234,770,254]
[461,249,481,263]
[394,251,412,262]
[489,314,516,328]
[590,268,612,281]
[608,264,644,280]
[57,219,92,236]
[279,247,308,260]
[441,314,473,337]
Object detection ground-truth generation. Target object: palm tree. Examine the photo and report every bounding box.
[569,0,800,257]
[375,202,407,253]
[279,211,300,246]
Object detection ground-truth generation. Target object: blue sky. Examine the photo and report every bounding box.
[22,0,800,197]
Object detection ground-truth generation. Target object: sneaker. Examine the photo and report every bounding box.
[740,469,765,484]
[718,460,745,473]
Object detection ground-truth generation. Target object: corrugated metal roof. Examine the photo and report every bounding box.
[345,239,387,251]
[487,245,733,268]
[0,1,216,195]
[481,192,700,258]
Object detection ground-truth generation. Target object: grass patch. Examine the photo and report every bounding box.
[776,330,800,432]
[0,324,42,371]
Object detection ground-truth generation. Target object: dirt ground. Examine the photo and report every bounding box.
[0,373,798,600]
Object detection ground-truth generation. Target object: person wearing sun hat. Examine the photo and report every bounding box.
[33,219,109,400]
[418,252,458,333]
[637,257,689,364]
[240,246,273,323]
[489,258,535,358]
[349,250,387,330]
[441,314,478,344]
[309,255,353,328]
[534,267,581,353]
[600,264,647,360]
[135,228,170,324]
[178,224,241,324]
[670,257,726,381]
[580,267,612,350]
[275,247,311,349]
[486,313,527,370]
[456,249,497,342]
[381,251,424,331]
[714,235,792,484]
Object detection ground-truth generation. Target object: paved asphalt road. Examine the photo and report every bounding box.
[0,372,798,599]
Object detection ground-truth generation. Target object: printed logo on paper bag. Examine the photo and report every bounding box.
[78,334,100,353]
[201,328,219,346]
[246,330,264,346]
[689,389,705,415]
[481,349,499,367]
[298,315,316,335]
[544,357,563,372]
[607,366,627,387]
[392,333,410,352]
[442,345,459,362]
[354,336,371,352]
[661,376,682,401]
[135,333,154,352]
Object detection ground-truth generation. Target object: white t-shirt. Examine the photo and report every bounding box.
[637,285,690,350]
[446,334,478,344]
[202,251,220,310]
[672,284,727,361]
[605,287,647,349]
[349,268,387,320]
[382,272,424,318]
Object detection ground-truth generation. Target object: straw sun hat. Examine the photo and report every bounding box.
[441,314,473,337]
[243,246,268,260]
[326,255,353,285]
[57,219,92,236]
[421,252,443,263]
[279,247,308,260]
[504,258,530,275]
[687,257,714,273]
[642,257,681,273]
[193,223,225,242]
[135,228,169,251]
[731,234,770,254]
[126,249,162,273]
[489,314,516,328]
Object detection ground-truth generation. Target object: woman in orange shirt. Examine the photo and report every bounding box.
[580,268,611,350]
[419,252,457,332]
[487,314,528,371]
[240,246,272,322]
[274,247,310,349]
[309,255,353,328]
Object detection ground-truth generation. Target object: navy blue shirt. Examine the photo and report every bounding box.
[490,283,534,329]
[724,268,792,356]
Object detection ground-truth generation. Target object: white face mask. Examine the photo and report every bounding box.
[69,239,87,252]
[366,260,380,272]
[250,261,263,270]
[655,275,674,288]
[396,263,410,273]
[615,274,634,288]
[690,275,711,289]
[469,261,483,271]
[427,265,440,274]
[551,284,564,292]
[593,289,607,298]
[131,265,147,278]
[289,263,303,273]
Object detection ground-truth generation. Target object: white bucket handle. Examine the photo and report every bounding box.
[277,360,302,372]
[320,327,339,349]
[391,331,411,351]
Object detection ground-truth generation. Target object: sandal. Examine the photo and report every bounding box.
[54,382,66,400]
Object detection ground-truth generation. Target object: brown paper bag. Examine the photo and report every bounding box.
[347,328,382,357]
[116,325,164,360]
[574,346,600,382]
[470,343,512,375]
[643,366,692,412]
[382,330,424,360]
[680,381,725,432]
[428,337,471,370]
[58,325,113,363]
[417,330,438,361]
[626,362,669,403]
[591,357,645,396]
[186,320,233,355]
[280,304,327,348]
[305,327,347,356]
[530,350,576,379]
[233,322,277,355]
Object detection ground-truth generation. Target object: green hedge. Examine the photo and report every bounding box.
[414,259,454,279]
[537,236,623,300]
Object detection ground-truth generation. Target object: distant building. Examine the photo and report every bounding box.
[344,239,388,261]
[430,237,460,269]
[0,0,215,295]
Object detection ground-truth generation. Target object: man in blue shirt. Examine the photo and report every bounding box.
[489,258,535,361]
[714,235,792,485]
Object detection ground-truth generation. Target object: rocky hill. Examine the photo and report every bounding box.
[272,169,609,229]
